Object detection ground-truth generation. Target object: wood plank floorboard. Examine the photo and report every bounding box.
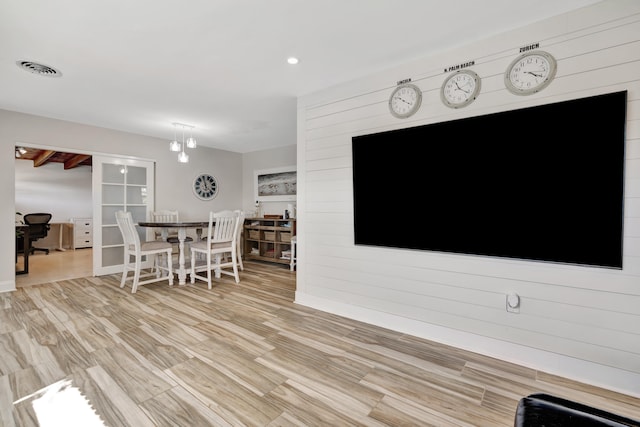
[2,260,639,426]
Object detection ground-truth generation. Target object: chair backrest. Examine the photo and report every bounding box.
[151,210,179,223]
[204,210,238,247]
[233,209,245,243]
[234,210,246,224]
[23,213,52,240]
[115,211,141,252]
[151,210,179,238]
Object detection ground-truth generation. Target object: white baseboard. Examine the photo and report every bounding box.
[0,280,16,293]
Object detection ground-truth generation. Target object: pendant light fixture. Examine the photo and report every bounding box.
[169,125,181,152]
[186,126,197,149]
[169,122,196,163]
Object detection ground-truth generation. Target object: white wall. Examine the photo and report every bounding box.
[296,0,640,397]
[15,161,92,220]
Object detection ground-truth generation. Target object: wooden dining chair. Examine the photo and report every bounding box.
[190,210,241,288]
[115,211,174,293]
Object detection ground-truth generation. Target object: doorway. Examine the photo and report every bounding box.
[15,146,93,285]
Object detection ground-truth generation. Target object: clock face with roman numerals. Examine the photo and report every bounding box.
[193,173,218,200]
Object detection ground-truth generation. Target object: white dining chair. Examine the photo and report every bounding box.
[115,211,174,293]
[190,210,241,288]
[151,209,193,265]
[150,210,178,240]
[150,210,194,244]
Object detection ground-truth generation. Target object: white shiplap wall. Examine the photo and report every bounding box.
[296,0,640,397]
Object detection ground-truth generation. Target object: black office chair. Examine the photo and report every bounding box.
[23,213,52,255]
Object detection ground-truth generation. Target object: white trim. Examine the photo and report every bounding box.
[0,280,16,293]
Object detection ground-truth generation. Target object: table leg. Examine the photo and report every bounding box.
[177,228,187,285]
[215,254,222,279]
[16,227,30,275]
[24,231,29,274]
[56,223,67,251]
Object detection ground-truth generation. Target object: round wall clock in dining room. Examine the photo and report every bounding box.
[504,50,557,95]
[388,83,422,118]
[440,69,481,108]
[193,173,218,200]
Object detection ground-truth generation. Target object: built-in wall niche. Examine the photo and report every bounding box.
[352,91,627,269]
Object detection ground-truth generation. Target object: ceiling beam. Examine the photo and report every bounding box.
[33,150,56,167]
[64,154,91,170]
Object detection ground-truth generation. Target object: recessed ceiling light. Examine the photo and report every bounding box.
[16,60,62,77]
[287,57,299,65]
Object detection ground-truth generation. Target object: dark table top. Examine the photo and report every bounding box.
[138,221,209,228]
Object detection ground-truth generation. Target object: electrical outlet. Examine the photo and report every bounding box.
[506,292,520,313]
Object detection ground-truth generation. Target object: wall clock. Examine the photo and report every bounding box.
[440,69,481,108]
[504,50,557,95]
[388,83,422,118]
[193,173,218,200]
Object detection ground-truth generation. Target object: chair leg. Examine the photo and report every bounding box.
[155,254,163,278]
[120,270,128,288]
[120,255,128,288]
[206,253,214,289]
[231,250,239,283]
[151,254,159,276]
[190,249,217,289]
[190,250,197,284]
[236,246,244,271]
[132,256,141,293]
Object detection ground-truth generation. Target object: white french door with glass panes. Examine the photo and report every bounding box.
[92,156,155,276]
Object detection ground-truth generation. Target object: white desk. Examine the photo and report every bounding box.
[50,222,74,251]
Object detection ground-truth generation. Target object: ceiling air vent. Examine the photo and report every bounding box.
[16,60,62,77]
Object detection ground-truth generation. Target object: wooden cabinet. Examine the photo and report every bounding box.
[72,218,93,249]
[243,217,295,265]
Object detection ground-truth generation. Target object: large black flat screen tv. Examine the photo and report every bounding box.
[352,91,627,268]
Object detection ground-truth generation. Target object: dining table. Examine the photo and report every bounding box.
[138,220,208,285]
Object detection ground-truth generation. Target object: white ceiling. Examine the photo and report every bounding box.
[1,0,602,153]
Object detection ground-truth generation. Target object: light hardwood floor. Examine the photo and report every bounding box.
[15,248,93,287]
[4,258,640,426]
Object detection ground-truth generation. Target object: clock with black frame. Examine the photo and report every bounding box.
[193,173,218,200]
